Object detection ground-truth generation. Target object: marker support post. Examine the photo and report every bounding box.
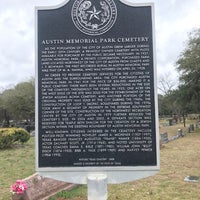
[87,174,108,200]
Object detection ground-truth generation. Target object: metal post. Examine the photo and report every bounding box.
[87,174,107,200]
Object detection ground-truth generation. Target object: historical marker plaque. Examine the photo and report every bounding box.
[36,0,159,183]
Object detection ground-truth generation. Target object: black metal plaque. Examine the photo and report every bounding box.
[37,0,158,168]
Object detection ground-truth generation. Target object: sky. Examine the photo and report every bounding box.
[0,0,200,92]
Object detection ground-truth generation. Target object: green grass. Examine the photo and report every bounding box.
[51,126,200,200]
[0,137,35,200]
[49,186,87,200]
[0,123,200,200]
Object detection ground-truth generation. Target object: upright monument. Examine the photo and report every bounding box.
[36,0,159,190]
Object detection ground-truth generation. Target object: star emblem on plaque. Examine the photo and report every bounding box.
[71,0,117,35]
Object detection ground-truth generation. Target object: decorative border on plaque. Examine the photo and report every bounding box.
[71,0,117,35]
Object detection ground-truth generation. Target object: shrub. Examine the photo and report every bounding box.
[13,128,31,143]
[0,128,14,149]
[0,128,30,149]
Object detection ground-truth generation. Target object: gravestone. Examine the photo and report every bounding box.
[168,119,173,126]
[189,124,194,132]
[160,132,168,144]
[12,173,76,200]
[177,128,183,137]
[36,0,159,185]
[184,176,199,183]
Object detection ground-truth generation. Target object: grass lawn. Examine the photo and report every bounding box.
[50,123,200,200]
[0,137,35,200]
[0,122,200,200]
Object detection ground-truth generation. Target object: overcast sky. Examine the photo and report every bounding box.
[0,0,200,92]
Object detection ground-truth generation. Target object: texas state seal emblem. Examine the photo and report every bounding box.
[71,0,117,35]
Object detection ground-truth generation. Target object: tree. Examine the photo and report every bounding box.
[0,89,12,126]
[158,93,175,116]
[176,28,200,113]
[158,72,177,95]
[0,79,35,126]
[12,81,35,122]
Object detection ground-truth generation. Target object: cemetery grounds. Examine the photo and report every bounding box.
[0,119,200,200]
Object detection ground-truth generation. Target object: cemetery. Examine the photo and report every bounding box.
[0,0,199,199]
[0,119,199,199]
